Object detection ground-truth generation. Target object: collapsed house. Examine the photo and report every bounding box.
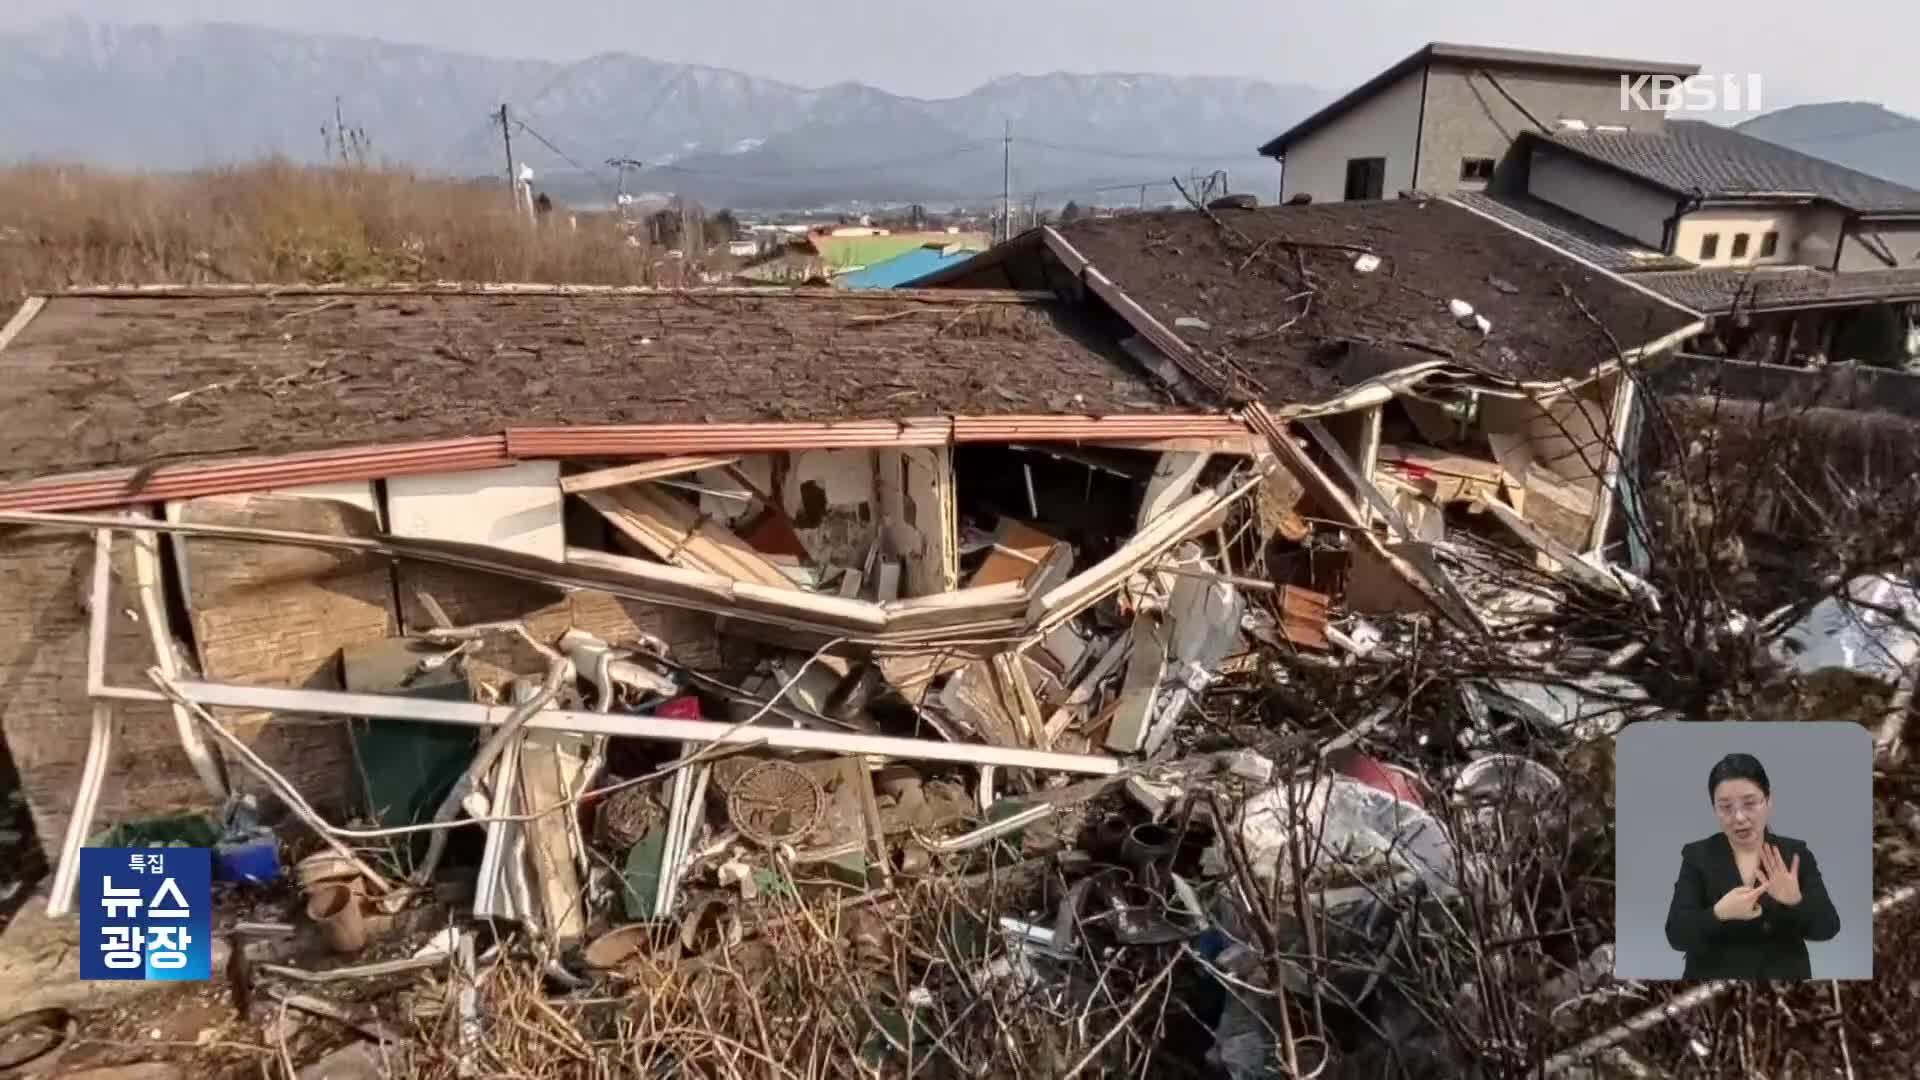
[0,197,1700,944]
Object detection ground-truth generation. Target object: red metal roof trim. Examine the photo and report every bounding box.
[950,415,1248,442]
[0,415,1252,512]
[506,419,957,457]
[0,436,512,512]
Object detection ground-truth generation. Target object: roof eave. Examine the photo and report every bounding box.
[1428,41,1698,78]
[1519,132,1691,201]
[1257,46,1431,156]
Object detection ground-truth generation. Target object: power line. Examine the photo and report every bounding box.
[512,117,618,193]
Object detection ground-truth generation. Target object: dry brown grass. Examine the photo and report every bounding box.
[0,160,675,301]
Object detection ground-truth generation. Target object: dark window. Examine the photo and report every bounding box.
[1343,157,1386,201]
[1760,231,1780,258]
[1699,233,1721,260]
[1731,233,1751,258]
[1460,157,1496,182]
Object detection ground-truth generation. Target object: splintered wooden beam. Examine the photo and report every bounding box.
[560,456,740,495]
[1477,496,1630,600]
[580,484,795,590]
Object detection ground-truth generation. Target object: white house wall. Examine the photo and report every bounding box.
[1280,69,1425,204]
[1838,220,1920,271]
[386,460,565,562]
[1670,208,1797,268]
[1527,149,1674,250]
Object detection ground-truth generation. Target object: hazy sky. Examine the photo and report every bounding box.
[7,0,1919,116]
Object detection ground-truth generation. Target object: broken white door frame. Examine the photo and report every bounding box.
[129,517,229,801]
[48,530,124,917]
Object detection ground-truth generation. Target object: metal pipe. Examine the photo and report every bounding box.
[130,522,229,800]
[919,803,1054,854]
[45,703,115,918]
[92,679,1123,776]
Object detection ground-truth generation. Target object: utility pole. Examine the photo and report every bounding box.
[497,105,517,206]
[333,97,348,165]
[607,157,644,217]
[1001,118,1012,244]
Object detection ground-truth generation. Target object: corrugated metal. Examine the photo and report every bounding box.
[506,420,956,457]
[0,414,1256,511]
[837,247,984,290]
[0,437,513,512]
[951,415,1247,442]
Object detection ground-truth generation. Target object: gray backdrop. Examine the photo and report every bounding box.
[1614,721,1874,980]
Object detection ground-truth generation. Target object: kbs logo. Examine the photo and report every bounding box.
[1620,74,1765,114]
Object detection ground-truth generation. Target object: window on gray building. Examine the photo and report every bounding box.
[1699,233,1721,260]
[1343,158,1386,201]
[1760,231,1780,258]
[1731,233,1751,259]
[1459,157,1496,182]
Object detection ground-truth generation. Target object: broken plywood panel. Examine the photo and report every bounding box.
[877,446,957,597]
[168,489,398,808]
[1519,467,1600,554]
[0,529,212,855]
[1278,586,1332,650]
[1479,390,1614,486]
[518,731,592,942]
[582,485,794,590]
[970,519,1065,589]
[1105,617,1172,754]
[1343,539,1439,618]
[388,461,564,562]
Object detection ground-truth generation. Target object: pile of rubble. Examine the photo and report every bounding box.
[2,286,1918,1076]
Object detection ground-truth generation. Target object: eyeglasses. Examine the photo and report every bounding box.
[1714,797,1765,819]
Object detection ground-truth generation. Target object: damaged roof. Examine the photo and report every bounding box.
[918,200,1700,405]
[1447,191,1695,273]
[1534,121,1920,215]
[0,287,1181,482]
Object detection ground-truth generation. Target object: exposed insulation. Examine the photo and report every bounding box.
[168,489,399,808]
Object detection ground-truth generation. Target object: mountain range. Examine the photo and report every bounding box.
[1734,102,1920,196]
[0,17,1316,209]
[5,18,1919,210]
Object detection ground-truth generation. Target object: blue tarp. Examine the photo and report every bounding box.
[836,245,981,290]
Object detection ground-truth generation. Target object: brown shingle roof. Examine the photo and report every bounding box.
[0,288,1178,481]
[1633,265,1920,314]
[1535,121,1920,214]
[1039,200,1699,403]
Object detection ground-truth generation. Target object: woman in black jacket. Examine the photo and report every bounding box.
[1663,753,1842,980]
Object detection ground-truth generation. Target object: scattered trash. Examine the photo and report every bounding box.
[1174,316,1212,331]
[1481,673,1663,741]
[1353,253,1382,273]
[1447,298,1476,323]
[1229,772,1459,897]
[1774,574,1920,682]
[305,883,367,955]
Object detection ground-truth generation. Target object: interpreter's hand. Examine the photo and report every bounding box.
[1757,844,1803,907]
[1712,883,1765,922]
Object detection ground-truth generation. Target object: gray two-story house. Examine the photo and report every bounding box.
[1263,42,1920,366]
[1260,42,1697,205]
